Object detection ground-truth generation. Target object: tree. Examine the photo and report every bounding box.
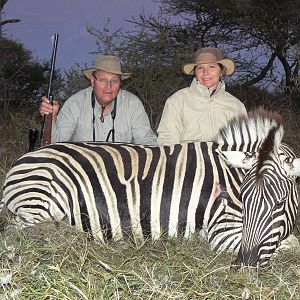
[0,0,21,37]
[226,0,299,91]
[61,63,90,100]
[0,38,63,114]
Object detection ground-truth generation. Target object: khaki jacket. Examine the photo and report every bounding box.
[157,78,247,145]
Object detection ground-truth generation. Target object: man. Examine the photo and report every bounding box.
[40,55,157,145]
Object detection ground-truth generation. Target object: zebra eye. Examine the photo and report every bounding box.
[284,157,291,163]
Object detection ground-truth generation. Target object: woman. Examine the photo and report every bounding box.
[157,47,247,145]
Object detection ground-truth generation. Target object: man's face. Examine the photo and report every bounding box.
[195,63,223,90]
[91,70,121,106]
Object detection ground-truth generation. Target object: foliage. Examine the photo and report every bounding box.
[61,63,90,100]
[0,106,40,191]
[85,1,300,117]
[0,38,63,115]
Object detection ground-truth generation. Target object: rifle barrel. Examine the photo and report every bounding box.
[47,33,59,104]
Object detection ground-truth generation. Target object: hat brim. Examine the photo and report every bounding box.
[82,68,131,80]
[182,58,236,76]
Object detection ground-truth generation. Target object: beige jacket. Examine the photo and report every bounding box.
[157,78,247,145]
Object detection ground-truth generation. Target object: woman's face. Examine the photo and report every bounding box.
[195,63,223,90]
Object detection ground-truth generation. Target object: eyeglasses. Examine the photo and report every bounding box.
[93,74,121,86]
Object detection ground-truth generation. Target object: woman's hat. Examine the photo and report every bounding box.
[182,47,236,76]
[82,55,131,80]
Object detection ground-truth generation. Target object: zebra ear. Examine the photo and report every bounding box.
[283,158,300,177]
[216,149,258,169]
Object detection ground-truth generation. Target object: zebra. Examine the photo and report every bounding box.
[1,109,299,266]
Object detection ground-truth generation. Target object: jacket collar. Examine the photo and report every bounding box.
[191,77,225,97]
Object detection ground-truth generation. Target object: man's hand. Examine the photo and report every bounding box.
[39,96,60,116]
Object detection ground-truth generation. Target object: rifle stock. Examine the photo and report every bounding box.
[40,33,59,147]
[41,96,54,146]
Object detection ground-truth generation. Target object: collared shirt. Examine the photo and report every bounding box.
[157,78,247,145]
[52,86,157,145]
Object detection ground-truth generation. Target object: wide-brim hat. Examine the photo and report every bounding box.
[82,55,131,80]
[182,47,236,76]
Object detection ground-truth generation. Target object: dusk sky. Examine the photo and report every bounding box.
[4,0,161,71]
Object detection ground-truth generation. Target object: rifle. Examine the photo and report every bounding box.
[28,34,59,151]
[40,33,59,147]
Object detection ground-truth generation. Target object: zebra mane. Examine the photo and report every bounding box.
[255,121,281,179]
[214,107,284,150]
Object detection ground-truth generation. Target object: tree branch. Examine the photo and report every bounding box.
[242,51,277,88]
[0,19,21,26]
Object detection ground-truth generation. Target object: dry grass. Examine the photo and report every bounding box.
[0,222,299,300]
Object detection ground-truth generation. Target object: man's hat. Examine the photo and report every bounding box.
[82,55,131,80]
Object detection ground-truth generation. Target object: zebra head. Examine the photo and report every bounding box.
[215,109,300,266]
[236,146,300,266]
